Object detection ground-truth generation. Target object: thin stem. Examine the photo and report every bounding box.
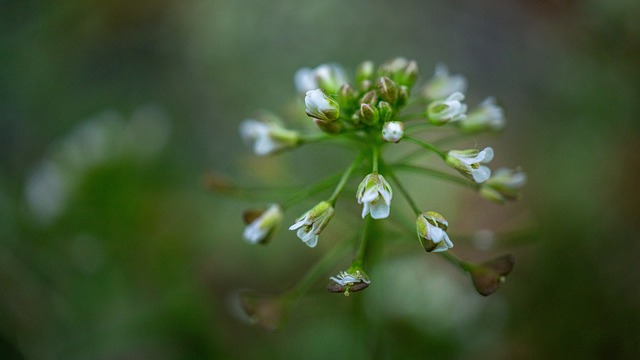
[439,251,473,272]
[327,154,363,205]
[393,163,479,189]
[281,172,343,209]
[372,145,379,173]
[286,235,353,302]
[382,163,422,216]
[352,216,372,268]
[404,136,447,160]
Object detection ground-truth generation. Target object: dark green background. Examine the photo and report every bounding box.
[2,0,639,358]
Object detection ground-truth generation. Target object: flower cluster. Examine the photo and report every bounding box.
[224,58,525,328]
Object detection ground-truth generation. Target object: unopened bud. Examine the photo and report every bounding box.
[469,254,515,296]
[305,89,340,122]
[377,101,394,123]
[360,90,378,106]
[382,121,405,143]
[358,103,379,125]
[377,76,399,104]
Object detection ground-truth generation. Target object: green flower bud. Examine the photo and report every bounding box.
[377,101,394,123]
[360,90,378,106]
[305,89,340,122]
[416,211,453,252]
[356,60,375,84]
[377,76,399,104]
[358,103,380,126]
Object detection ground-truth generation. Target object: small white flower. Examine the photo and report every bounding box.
[242,204,283,244]
[416,211,454,253]
[427,92,467,125]
[295,63,347,94]
[304,89,340,122]
[446,147,494,183]
[356,173,393,219]
[480,167,527,203]
[460,97,506,134]
[239,119,299,156]
[288,201,335,248]
[328,269,371,296]
[382,121,405,143]
[423,63,467,100]
[294,67,318,94]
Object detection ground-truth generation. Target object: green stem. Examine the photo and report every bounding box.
[372,145,379,173]
[285,235,353,302]
[327,154,363,205]
[382,163,422,216]
[404,136,447,160]
[281,172,343,209]
[439,251,473,272]
[393,163,479,189]
[352,216,372,268]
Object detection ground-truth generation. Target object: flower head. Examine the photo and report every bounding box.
[423,63,467,100]
[327,268,370,296]
[446,147,494,183]
[416,211,453,253]
[427,92,467,125]
[382,121,405,143]
[295,63,347,94]
[459,97,506,134]
[288,201,335,248]
[239,118,299,156]
[356,173,393,219]
[305,89,340,122]
[242,204,283,245]
[480,167,527,203]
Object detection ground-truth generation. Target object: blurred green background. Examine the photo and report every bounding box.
[1,0,639,359]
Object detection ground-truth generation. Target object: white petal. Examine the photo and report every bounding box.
[369,202,390,219]
[480,147,494,163]
[472,166,491,183]
[289,219,306,231]
[361,201,370,218]
[304,235,318,248]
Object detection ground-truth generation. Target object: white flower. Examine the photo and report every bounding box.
[242,204,283,244]
[423,63,467,100]
[459,97,506,134]
[356,173,393,219]
[416,211,454,253]
[427,92,467,125]
[446,147,494,183]
[288,201,335,248]
[382,121,405,143]
[239,119,299,156]
[294,63,347,94]
[328,269,371,296]
[304,89,340,122]
[480,167,527,203]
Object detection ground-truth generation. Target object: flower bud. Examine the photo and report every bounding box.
[313,118,343,134]
[305,89,340,122]
[377,76,399,104]
[288,201,335,248]
[377,101,394,123]
[239,117,300,156]
[338,83,356,110]
[356,173,393,219]
[416,211,453,252]
[358,103,380,126]
[314,63,348,94]
[480,167,526,203]
[360,90,378,106]
[355,60,375,84]
[427,92,467,125]
[459,97,506,134]
[446,147,494,183]
[242,204,283,245]
[396,85,409,108]
[382,121,405,143]
[423,63,467,101]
